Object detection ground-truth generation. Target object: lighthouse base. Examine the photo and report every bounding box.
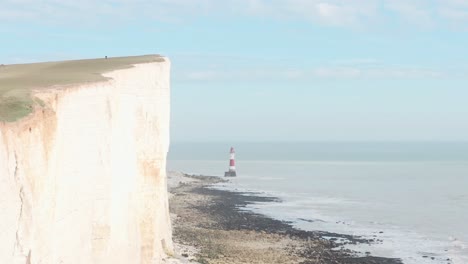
[224,171,237,177]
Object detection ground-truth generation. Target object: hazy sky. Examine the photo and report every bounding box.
[1,0,468,141]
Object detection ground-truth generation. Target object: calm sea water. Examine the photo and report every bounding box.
[168,142,468,264]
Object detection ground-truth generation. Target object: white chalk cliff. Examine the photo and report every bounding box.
[0,60,173,263]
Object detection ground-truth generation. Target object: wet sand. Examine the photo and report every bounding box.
[168,172,403,264]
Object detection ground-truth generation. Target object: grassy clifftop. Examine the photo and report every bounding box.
[0,55,164,122]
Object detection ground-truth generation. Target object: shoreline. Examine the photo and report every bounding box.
[168,172,402,264]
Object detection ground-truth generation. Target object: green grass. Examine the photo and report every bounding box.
[0,54,164,122]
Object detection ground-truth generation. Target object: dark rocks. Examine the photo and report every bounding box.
[190,184,403,264]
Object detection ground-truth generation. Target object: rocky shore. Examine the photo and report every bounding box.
[168,172,403,264]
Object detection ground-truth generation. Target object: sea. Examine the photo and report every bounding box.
[167,142,468,264]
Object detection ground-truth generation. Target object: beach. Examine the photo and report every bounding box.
[168,142,468,264]
[168,172,403,264]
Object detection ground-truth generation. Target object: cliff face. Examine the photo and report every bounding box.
[0,60,172,263]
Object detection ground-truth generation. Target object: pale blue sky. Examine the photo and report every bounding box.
[1,0,468,141]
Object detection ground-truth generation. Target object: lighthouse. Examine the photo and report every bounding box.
[224,147,237,177]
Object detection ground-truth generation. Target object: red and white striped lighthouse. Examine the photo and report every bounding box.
[224,147,237,177]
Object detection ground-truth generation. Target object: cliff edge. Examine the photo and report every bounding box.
[0,56,173,263]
